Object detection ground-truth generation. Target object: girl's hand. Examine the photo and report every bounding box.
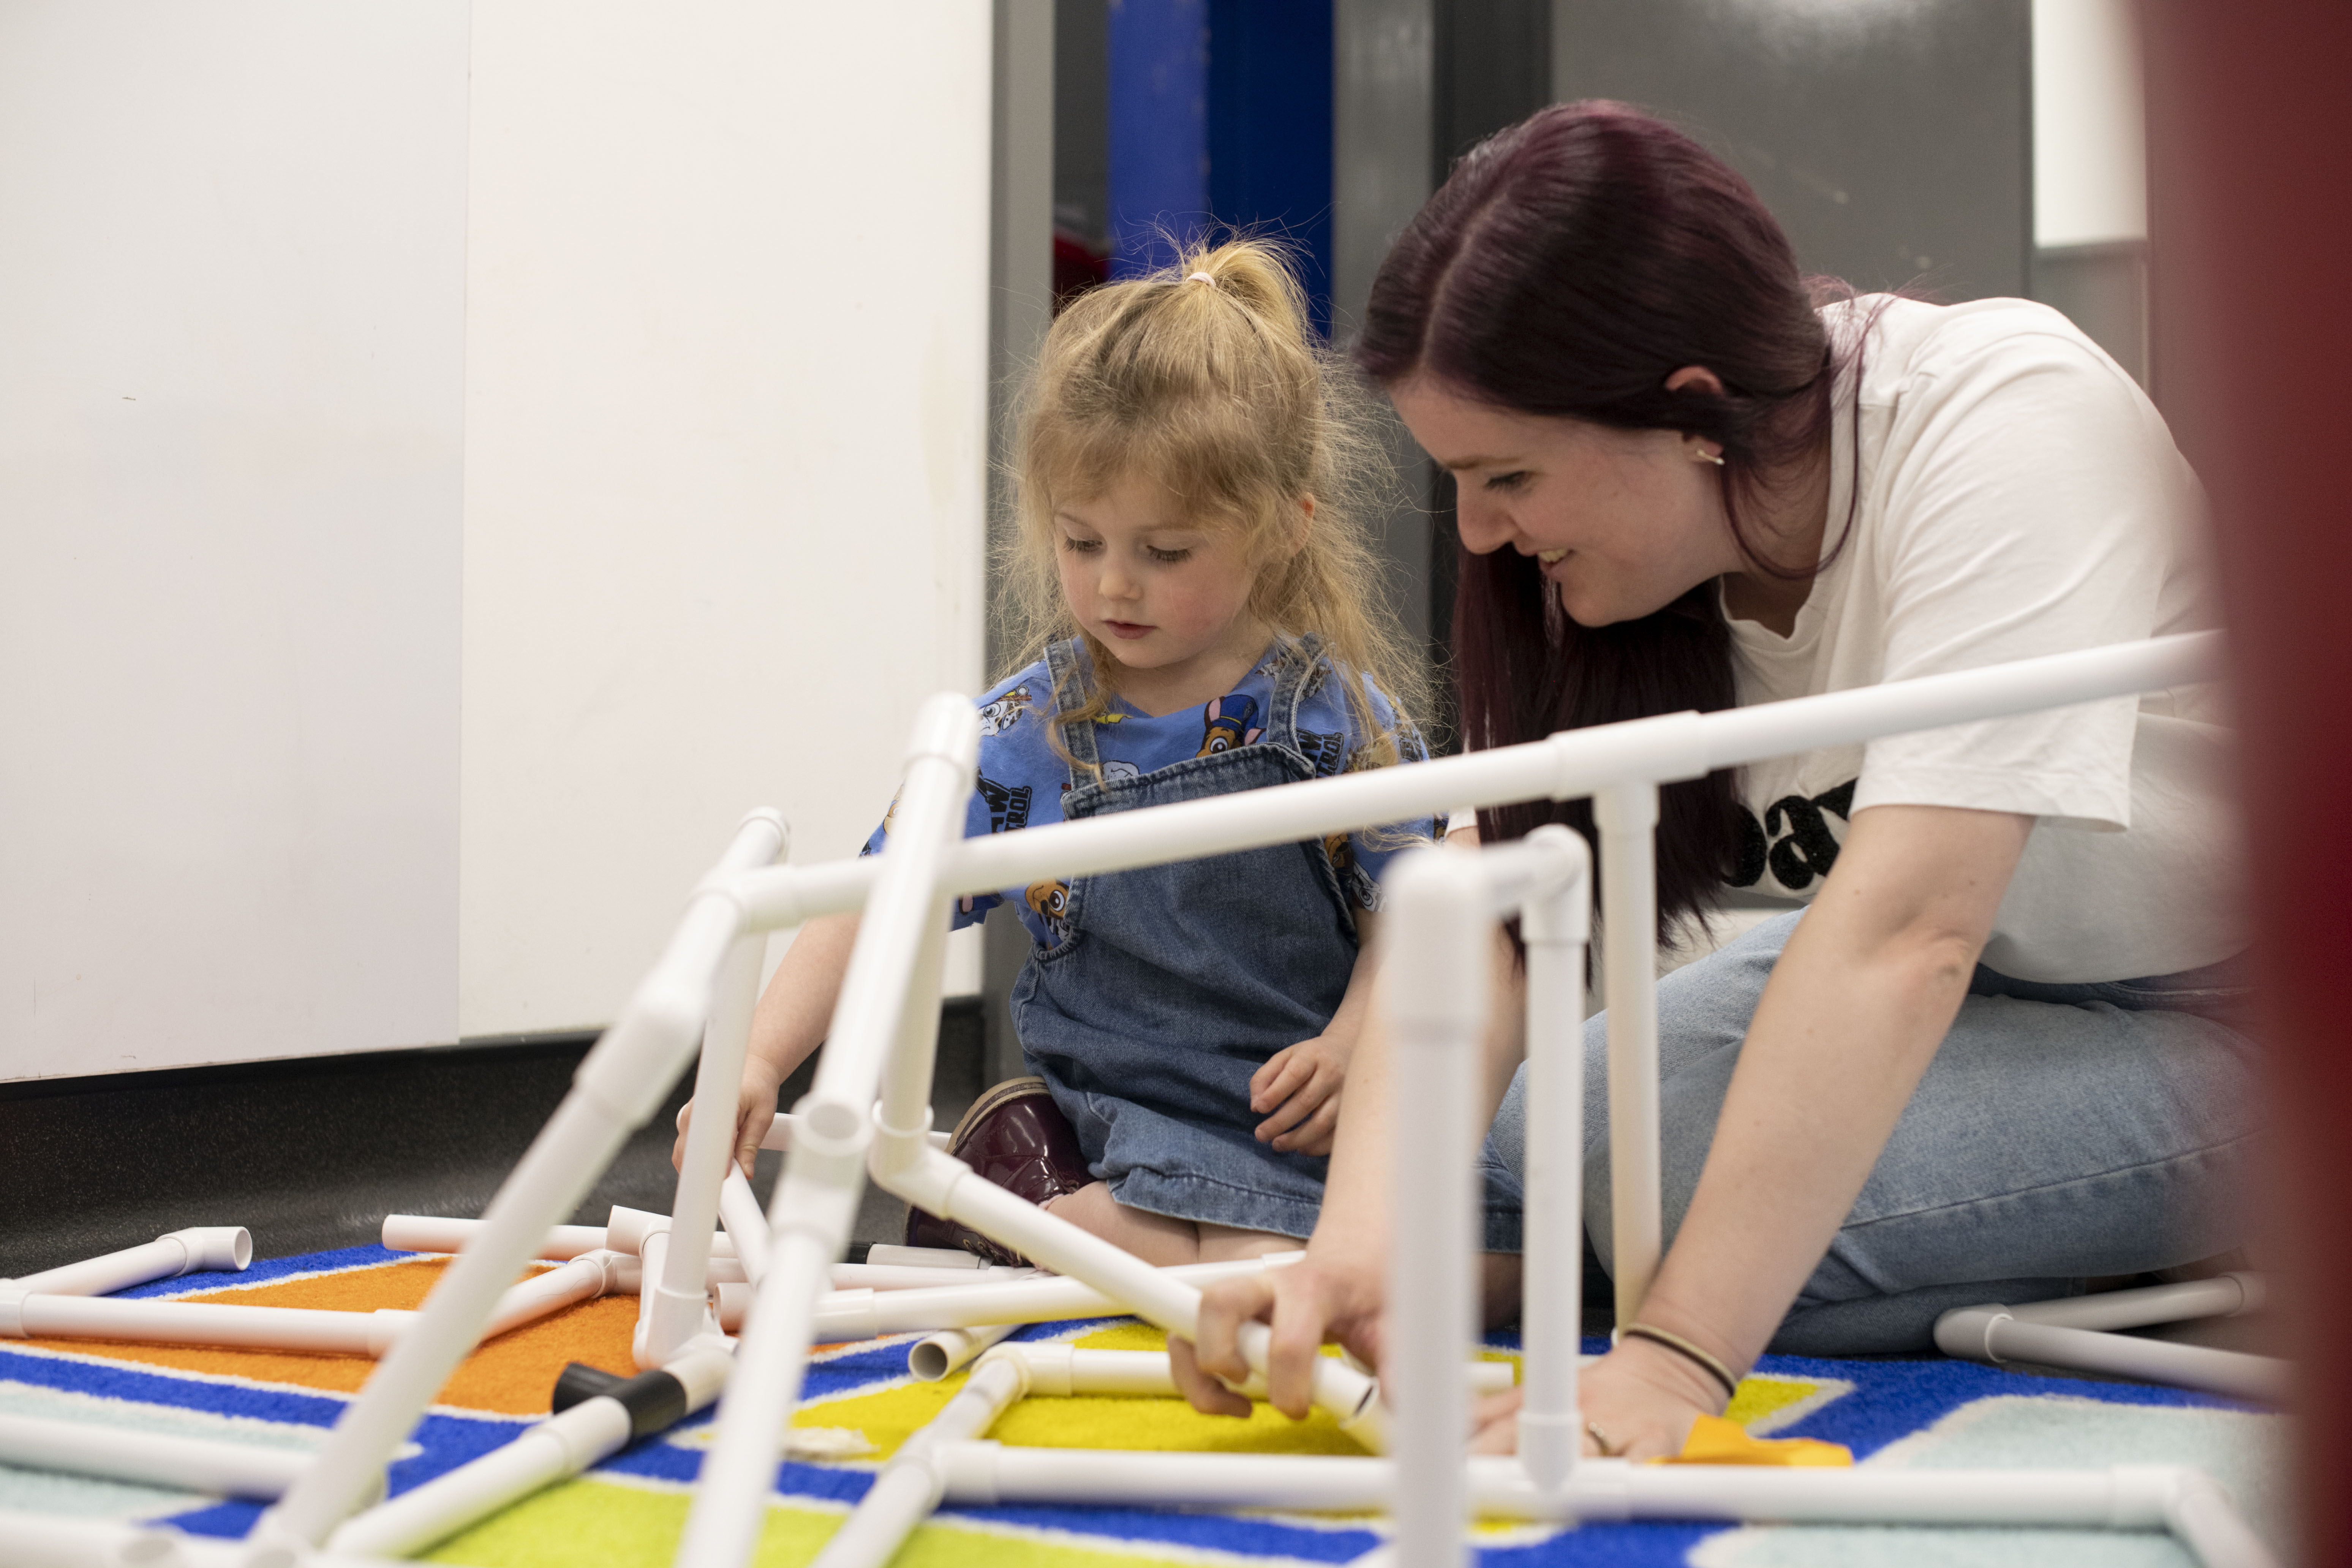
[672,1053,787,1180]
[1250,1035,1349,1154]
[1168,1243,1385,1419]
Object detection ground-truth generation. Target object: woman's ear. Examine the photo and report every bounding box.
[1664,365,1726,397]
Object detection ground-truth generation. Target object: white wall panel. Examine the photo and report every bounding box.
[458,3,992,1035]
[0,3,469,1081]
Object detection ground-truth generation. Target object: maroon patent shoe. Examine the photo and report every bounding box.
[903,1076,1094,1266]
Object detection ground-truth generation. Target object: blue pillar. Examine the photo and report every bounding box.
[1108,0,1211,277]
[1107,0,1335,333]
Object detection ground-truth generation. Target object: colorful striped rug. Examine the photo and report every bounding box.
[0,1245,2287,1565]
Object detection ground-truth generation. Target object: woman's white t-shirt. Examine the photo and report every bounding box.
[1726,294,2239,982]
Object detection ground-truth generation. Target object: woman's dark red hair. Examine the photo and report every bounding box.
[1356,100,1856,936]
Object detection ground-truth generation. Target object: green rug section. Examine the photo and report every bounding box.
[1689,1395,2293,1568]
[422,1476,1200,1568]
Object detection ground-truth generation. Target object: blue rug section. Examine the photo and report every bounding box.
[0,1347,348,1427]
[114,1244,410,1300]
[1751,1349,2245,1459]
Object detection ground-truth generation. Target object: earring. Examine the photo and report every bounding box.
[1692,444,1726,468]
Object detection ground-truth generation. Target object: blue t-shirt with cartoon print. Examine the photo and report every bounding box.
[863,639,1435,945]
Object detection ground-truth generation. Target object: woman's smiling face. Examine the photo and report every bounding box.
[1389,374,1747,628]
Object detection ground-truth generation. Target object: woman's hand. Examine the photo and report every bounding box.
[672,1051,786,1179]
[1168,1244,1386,1419]
[1250,1035,1348,1154]
[1467,1340,1717,1458]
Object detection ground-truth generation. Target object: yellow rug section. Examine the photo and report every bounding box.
[19,1259,641,1414]
[792,1321,1375,1461]
[1726,1375,1830,1428]
[424,1478,1198,1568]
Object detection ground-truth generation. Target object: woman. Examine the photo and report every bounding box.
[1170,101,2256,1460]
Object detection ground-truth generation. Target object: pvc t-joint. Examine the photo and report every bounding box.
[869,1103,938,1185]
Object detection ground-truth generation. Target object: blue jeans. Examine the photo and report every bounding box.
[1478,910,2264,1354]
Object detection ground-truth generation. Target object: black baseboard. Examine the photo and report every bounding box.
[0,999,987,1279]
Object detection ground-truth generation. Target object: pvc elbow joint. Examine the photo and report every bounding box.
[161,1227,253,1276]
[1932,1304,2012,1362]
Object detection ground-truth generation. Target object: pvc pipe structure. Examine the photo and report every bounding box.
[0,1255,625,1358]
[1594,783,1663,1328]
[678,698,978,1568]
[1935,1307,2292,1405]
[716,1165,772,1288]
[730,634,2223,937]
[0,1410,315,1500]
[763,1113,951,1155]
[806,1252,1302,1339]
[806,1351,1028,1568]
[1380,851,1492,1568]
[4,1228,251,1298]
[1513,826,1591,1494]
[876,1146,1388,1448]
[260,808,788,1548]
[650,928,768,1368]
[327,1348,730,1560]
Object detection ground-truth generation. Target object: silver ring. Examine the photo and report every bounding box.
[1585,1419,1620,1457]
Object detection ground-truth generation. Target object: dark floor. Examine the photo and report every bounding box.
[0,1002,987,1279]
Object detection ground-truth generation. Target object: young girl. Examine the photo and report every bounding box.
[680,239,1435,1266]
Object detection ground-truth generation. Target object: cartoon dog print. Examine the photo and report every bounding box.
[1100,759,1141,783]
[1197,694,1263,757]
[978,685,1033,738]
[1025,878,1074,942]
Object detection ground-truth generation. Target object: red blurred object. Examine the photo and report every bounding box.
[1055,226,1112,312]
[2145,3,2352,1563]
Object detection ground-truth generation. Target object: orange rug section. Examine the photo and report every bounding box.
[19,1259,643,1416]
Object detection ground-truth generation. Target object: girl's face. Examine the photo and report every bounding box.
[1389,374,1745,628]
[1054,470,1285,697]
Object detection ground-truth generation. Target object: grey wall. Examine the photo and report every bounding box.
[1551,0,2032,303]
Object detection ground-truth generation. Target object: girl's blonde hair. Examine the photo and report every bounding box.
[999,235,1429,771]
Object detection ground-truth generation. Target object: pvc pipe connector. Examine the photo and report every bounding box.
[5,1228,253,1299]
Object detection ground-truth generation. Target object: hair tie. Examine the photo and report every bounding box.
[1186,272,1216,287]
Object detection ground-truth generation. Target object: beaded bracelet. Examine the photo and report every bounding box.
[1621,1322,1741,1401]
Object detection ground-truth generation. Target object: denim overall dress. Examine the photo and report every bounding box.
[1010,635,1366,1239]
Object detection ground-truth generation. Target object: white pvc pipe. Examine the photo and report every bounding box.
[482,1252,626,1340]
[983,1344,1514,1401]
[0,1288,411,1356]
[1380,852,1491,1568]
[0,1410,314,1499]
[735,635,2223,936]
[2007,1274,2266,1332]
[806,1252,1302,1339]
[3,1507,409,1568]
[762,1112,950,1154]
[1594,781,1663,1330]
[653,929,768,1366]
[382,1214,651,1261]
[6,1228,253,1298]
[717,1164,773,1288]
[329,1348,731,1560]
[1515,826,1591,1493]
[881,1148,1387,1451]
[908,1321,1021,1381]
[261,808,788,1549]
[679,698,978,1568]
[808,1353,1028,1568]
[936,1446,2267,1552]
[1936,1308,2291,1405]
